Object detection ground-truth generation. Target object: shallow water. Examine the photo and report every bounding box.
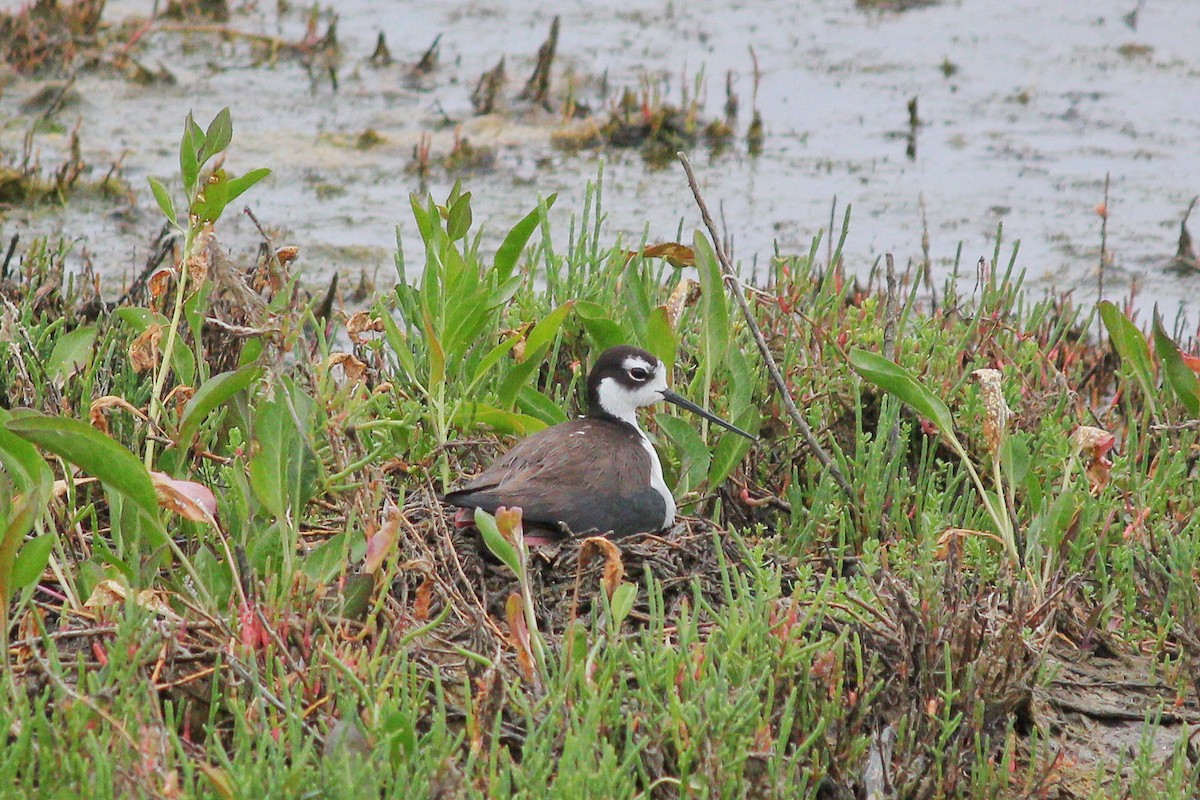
[1,0,1197,323]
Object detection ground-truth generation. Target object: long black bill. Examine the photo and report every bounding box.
[662,390,757,441]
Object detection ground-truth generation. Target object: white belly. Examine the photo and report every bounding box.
[639,434,675,528]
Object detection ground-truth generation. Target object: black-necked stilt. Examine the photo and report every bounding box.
[444,345,755,540]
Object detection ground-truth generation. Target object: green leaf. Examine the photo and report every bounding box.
[178,364,262,448]
[47,325,97,383]
[495,304,573,410]
[609,582,637,628]
[515,386,569,426]
[194,171,229,223]
[657,414,710,495]
[575,301,628,352]
[1098,301,1158,418]
[148,177,178,225]
[708,407,759,488]
[203,107,233,162]
[446,191,473,242]
[454,403,547,436]
[494,194,556,282]
[0,413,54,494]
[5,415,158,521]
[11,533,54,591]
[524,301,574,355]
[1000,433,1031,487]
[1,496,42,619]
[474,507,521,577]
[848,349,956,437]
[224,167,271,207]
[692,231,730,368]
[180,114,200,193]
[645,306,677,375]
[1152,314,1200,417]
[247,382,319,520]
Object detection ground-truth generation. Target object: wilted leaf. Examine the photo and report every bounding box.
[363,498,401,575]
[130,324,163,373]
[346,310,384,344]
[84,578,182,621]
[328,352,368,384]
[630,242,695,268]
[506,591,537,683]
[149,470,218,524]
[89,395,149,436]
[579,536,624,598]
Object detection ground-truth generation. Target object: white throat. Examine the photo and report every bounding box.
[594,373,675,528]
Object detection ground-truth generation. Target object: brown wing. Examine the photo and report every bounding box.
[444,419,662,534]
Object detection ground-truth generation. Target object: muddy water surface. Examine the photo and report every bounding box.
[2,0,1197,321]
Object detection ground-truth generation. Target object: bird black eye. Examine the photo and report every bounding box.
[629,367,650,381]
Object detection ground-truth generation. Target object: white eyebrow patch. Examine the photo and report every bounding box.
[621,355,657,373]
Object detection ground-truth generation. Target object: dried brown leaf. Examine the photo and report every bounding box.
[150,470,218,524]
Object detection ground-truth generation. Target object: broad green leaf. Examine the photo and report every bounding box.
[494,194,556,282]
[5,414,158,520]
[496,303,573,409]
[0,415,54,494]
[467,335,521,393]
[422,308,446,388]
[446,191,473,242]
[180,114,200,193]
[1152,314,1200,417]
[692,231,730,368]
[377,301,419,387]
[1000,432,1031,487]
[148,177,177,225]
[645,306,677,375]
[523,301,574,355]
[178,364,262,448]
[247,381,319,520]
[848,349,956,437]
[303,531,350,584]
[708,407,759,488]
[1098,301,1158,417]
[474,507,521,577]
[11,533,54,590]
[610,582,637,628]
[454,403,546,436]
[202,107,233,161]
[1,496,42,620]
[658,414,711,495]
[224,167,271,206]
[575,301,628,351]
[409,193,435,244]
[515,386,569,426]
[47,325,97,382]
[195,170,229,223]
